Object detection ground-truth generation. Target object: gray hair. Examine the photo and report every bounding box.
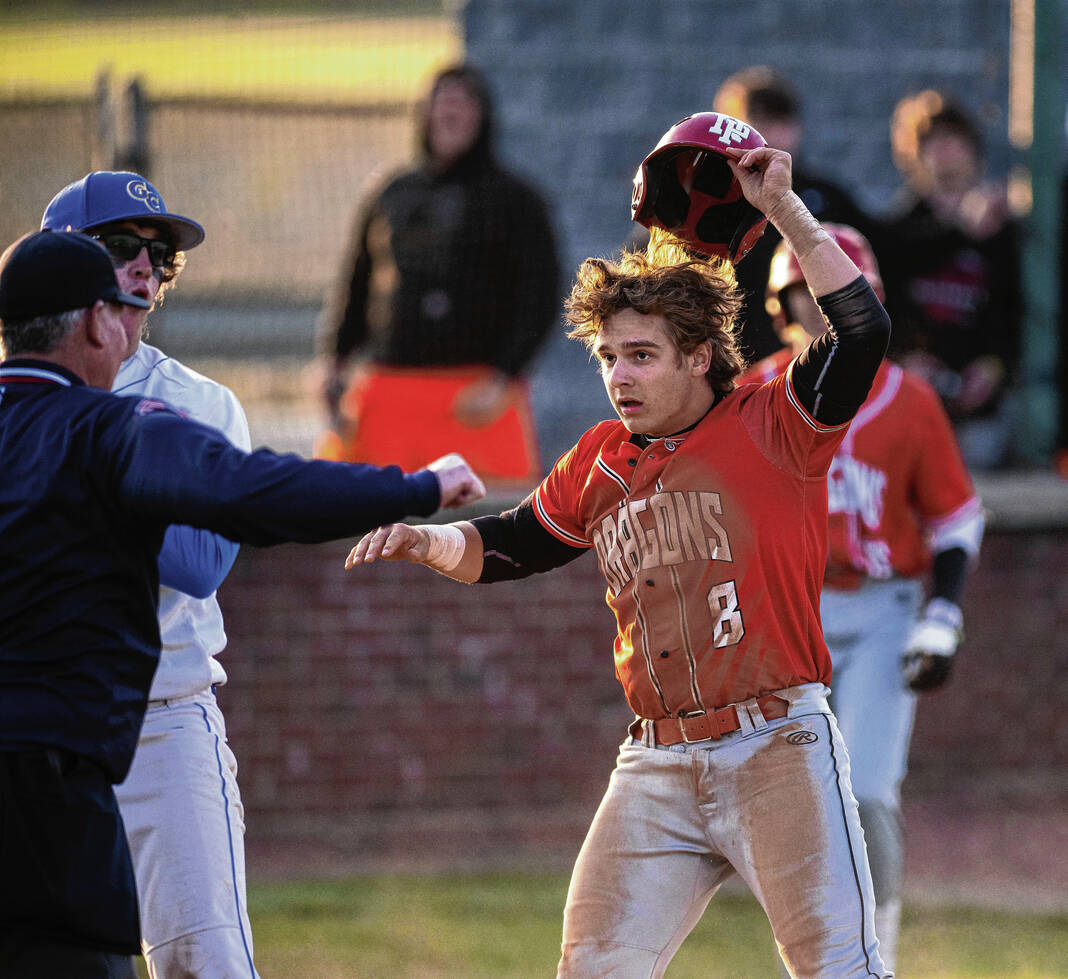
[0,308,85,359]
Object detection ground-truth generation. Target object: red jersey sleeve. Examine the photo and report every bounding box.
[738,365,851,480]
[532,420,620,548]
[909,377,975,518]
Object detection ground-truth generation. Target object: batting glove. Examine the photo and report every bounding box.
[902,598,963,692]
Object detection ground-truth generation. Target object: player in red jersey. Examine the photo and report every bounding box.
[744,223,984,972]
[347,123,892,977]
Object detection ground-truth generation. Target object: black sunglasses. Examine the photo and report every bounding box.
[92,232,176,272]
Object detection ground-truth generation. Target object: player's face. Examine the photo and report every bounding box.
[427,79,483,165]
[919,131,980,199]
[595,309,716,437]
[90,220,168,359]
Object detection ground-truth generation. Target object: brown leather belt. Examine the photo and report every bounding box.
[641,695,790,746]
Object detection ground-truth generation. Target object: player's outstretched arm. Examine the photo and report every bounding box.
[345,520,484,583]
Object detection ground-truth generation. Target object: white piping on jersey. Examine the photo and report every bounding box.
[785,361,851,433]
[926,495,985,558]
[632,586,671,715]
[841,363,902,453]
[669,564,706,710]
[654,472,705,712]
[599,455,672,713]
[596,455,630,494]
[0,366,72,385]
[533,489,590,547]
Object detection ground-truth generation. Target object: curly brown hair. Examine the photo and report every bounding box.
[565,233,746,395]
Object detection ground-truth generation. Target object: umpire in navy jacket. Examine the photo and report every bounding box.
[0,230,485,976]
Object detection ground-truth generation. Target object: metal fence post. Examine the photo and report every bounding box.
[118,77,151,176]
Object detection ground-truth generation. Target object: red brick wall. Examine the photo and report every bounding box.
[217,530,1067,866]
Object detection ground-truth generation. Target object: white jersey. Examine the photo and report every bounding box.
[113,342,251,700]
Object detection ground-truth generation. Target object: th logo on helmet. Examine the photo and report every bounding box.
[707,115,752,146]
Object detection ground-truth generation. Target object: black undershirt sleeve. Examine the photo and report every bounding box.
[471,495,587,582]
[789,275,892,426]
[930,547,969,606]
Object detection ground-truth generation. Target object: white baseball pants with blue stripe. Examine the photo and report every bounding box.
[557,683,890,978]
[116,689,258,978]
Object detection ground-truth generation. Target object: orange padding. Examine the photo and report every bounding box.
[314,365,542,484]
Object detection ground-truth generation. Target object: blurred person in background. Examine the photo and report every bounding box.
[744,224,984,973]
[42,171,259,977]
[712,65,875,362]
[316,62,560,486]
[880,89,1023,471]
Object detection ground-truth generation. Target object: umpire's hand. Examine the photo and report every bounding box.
[426,453,487,508]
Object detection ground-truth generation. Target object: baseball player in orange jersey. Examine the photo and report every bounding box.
[347,116,892,977]
[744,224,984,972]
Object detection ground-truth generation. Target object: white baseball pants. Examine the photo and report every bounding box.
[557,683,889,979]
[823,576,924,973]
[116,690,258,978]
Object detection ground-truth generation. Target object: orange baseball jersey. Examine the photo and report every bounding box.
[743,353,981,589]
[533,367,850,721]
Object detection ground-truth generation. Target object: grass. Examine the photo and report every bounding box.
[0,12,460,103]
[132,872,1068,978]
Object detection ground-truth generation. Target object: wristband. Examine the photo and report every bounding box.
[422,524,466,572]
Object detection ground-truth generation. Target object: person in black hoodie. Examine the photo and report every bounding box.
[316,63,560,485]
[879,89,1022,471]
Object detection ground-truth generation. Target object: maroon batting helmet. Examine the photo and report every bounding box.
[765,222,885,331]
[631,111,769,263]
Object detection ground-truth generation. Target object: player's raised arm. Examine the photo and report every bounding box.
[724,145,859,296]
[346,520,485,583]
[726,144,890,426]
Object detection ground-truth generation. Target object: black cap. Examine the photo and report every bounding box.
[0,230,153,320]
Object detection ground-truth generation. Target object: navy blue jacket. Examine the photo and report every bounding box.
[0,359,439,781]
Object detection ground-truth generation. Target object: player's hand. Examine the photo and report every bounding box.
[426,453,487,508]
[345,523,428,568]
[901,599,963,692]
[723,145,794,218]
[305,357,347,420]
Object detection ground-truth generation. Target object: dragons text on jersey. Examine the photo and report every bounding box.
[534,364,850,719]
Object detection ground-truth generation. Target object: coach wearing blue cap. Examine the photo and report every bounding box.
[42,171,261,976]
[0,230,484,974]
